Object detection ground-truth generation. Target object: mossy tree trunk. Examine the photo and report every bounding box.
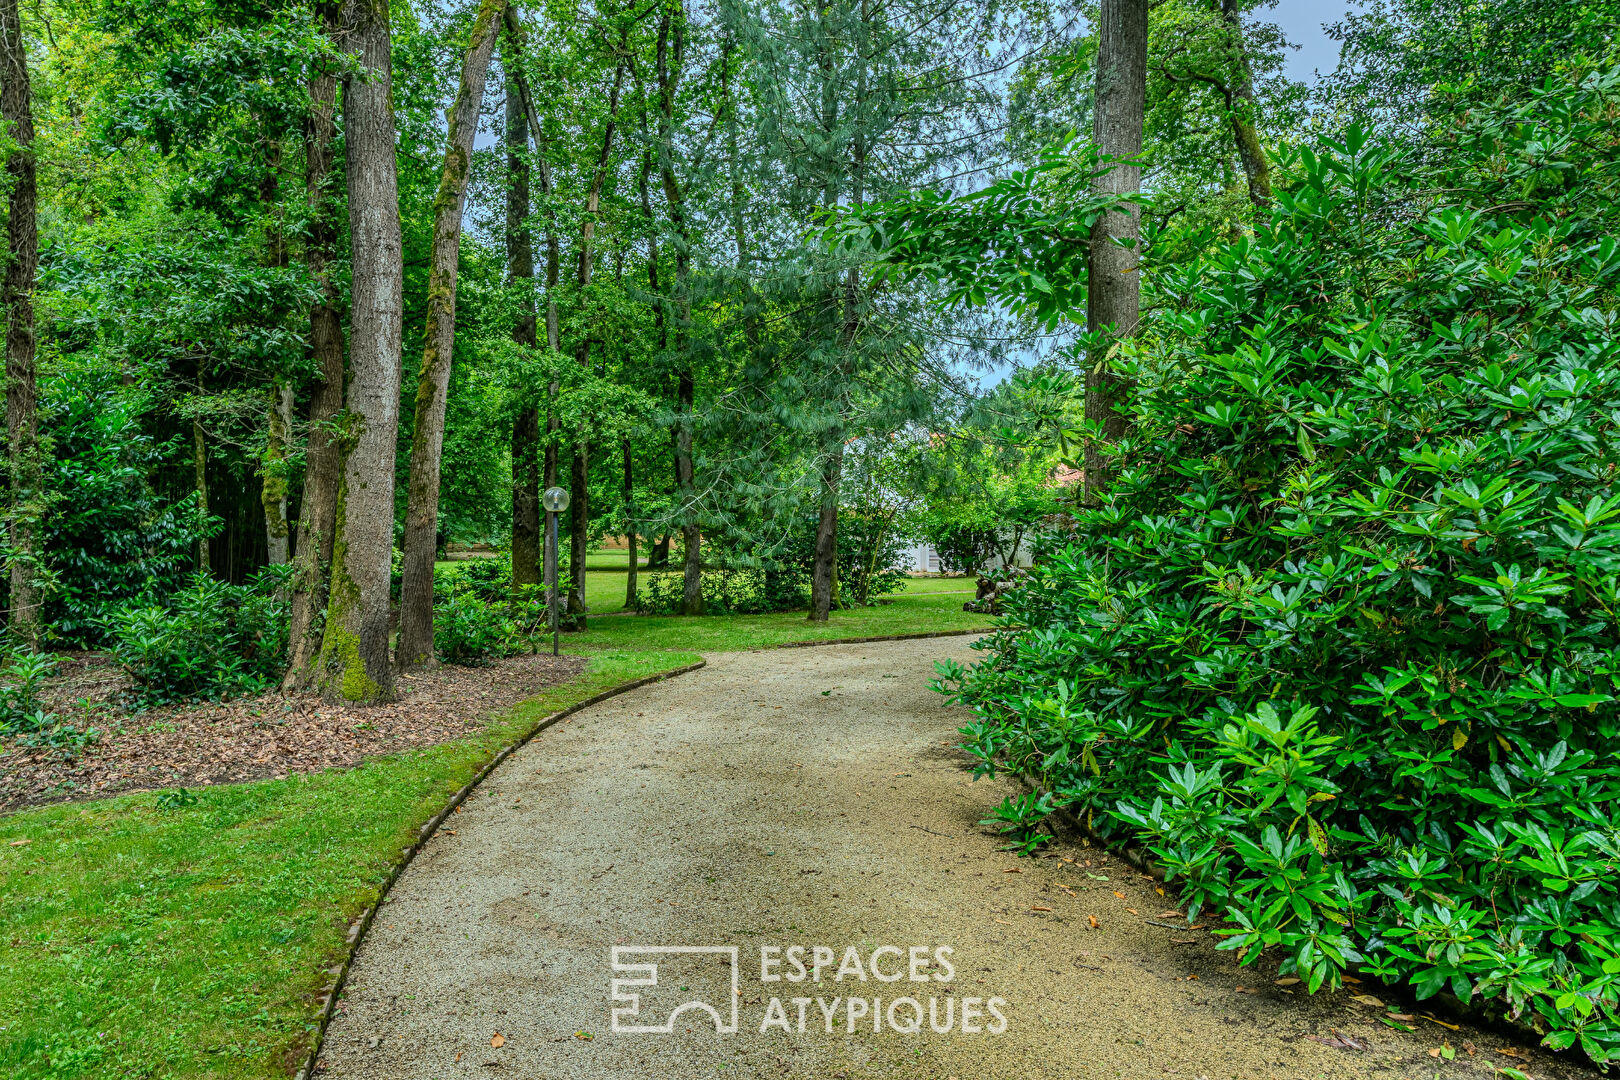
[317,0,402,704]
[397,0,507,668]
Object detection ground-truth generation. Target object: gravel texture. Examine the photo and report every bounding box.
[319,640,1593,1080]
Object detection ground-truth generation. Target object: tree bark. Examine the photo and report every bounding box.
[285,0,348,688]
[809,442,843,621]
[504,74,541,591]
[1084,0,1148,503]
[1,0,38,647]
[193,410,209,573]
[317,0,403,703]
[397,0,506,668]
[1217,0,1270,207]
[623,437,637,608]
[262,381,294,565]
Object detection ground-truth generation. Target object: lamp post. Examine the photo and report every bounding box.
[542,486,570,656]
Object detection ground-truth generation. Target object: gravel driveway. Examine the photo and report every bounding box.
[318,639,1589,1080]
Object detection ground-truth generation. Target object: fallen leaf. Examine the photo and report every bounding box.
[574,1031,593,1041]
[1003,868,1022,874]
[1087,915,1099,929]
[1031,905,1053,912]
[1155,886,1165,896]
[1496,1046,1528,1060]
[1420,1013,1461,1031]
[994,918,1012,925]
[1159,911,1185,919]
[1340,974,1362,984]
[1126,908,1138,915]
[1352,994,1386,1008]
[1387,1012,1415,1021]
[1235,985,1253,994]
[1113,890,1125,899]
[1308,1030,1368,1051]
[455,1052,463,1063]
[1275,978,1301,987]
[491,1033,505,1048]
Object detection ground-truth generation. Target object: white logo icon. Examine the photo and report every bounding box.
[610,946,740,1034]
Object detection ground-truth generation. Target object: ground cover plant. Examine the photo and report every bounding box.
[938,68,1620,1061]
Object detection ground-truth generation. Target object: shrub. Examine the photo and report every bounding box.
[635,567,804,615]
[40,368,215,644]
[0,651,61,735]
[431,569,548,665]
[940,74,1620,1062]
[104,569,291,705]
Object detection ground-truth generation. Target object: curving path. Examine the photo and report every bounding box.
[320,640,1590,1080]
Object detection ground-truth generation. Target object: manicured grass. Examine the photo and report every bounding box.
[565,589,989,653]
[0,649,699,1080]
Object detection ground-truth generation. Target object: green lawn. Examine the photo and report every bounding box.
[568,588,988,650]
[0,650,698,1080]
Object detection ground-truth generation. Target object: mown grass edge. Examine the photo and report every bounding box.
[289,658,706,1080]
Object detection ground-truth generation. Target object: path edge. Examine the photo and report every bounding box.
[755,626,996,649]
[290,658,706,1080]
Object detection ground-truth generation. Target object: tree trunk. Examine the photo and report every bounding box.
[563,63,624,626]
[569,445,588,622]
[397,0,505,668]
[193,414,209,573]
[262,381,294,565]
[504,69,542,592]
[1084,0,1148,503]
[623,437,637,609]
[1218,0,1270,207]
[655,3,701,617]
[317,0,403,703]
[1,0,38,647]
[808,440,843,621]
[500,18,563,514]
[285,0,348,688]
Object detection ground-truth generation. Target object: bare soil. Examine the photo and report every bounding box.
[319,640,1594,1080]
[0,651,586,813]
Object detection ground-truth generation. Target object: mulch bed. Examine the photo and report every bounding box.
[0,650,588,814]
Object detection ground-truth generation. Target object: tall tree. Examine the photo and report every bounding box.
[1084,0,1148,502]
[563,59,625,625]
[0,0,37,647]
[398,0,508,669]
[505,68,541,592]
[284,0,347,687]
[316,0,403,703]
[654,0,702,616]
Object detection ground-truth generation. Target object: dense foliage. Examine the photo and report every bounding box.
[939,69,1620,1059]
[104,570,291,705]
